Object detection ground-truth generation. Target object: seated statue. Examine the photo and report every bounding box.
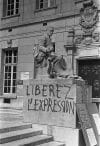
[33,27,67,78]
[33,27,55,67]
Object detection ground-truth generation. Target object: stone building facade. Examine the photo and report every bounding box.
[0,0,100,110]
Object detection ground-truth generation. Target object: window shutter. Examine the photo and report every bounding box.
[36,0,39,9]
[3,0,7,17]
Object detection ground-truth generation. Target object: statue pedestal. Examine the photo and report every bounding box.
[23,77,92,146]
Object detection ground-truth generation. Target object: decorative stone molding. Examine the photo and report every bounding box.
[75,32,100,46]
[12,39,18,47]
[75,0,99,47]
[0,41,8,49]
[80,0,99,34]
[7,39,12,48]
[0,39,18,49]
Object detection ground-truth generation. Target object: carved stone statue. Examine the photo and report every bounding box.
[33,27,67,78]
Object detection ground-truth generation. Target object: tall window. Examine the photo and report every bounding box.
[3,0,19,17]
[36,0,55,10]
[3,49,18,94]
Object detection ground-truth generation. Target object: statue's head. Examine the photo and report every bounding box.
[47,27,54,36]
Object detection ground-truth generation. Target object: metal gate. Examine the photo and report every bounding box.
[78,59,100,98]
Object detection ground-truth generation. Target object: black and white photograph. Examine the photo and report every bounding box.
[0,0,100,145]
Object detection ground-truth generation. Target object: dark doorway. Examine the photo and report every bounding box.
[78,59,100,98]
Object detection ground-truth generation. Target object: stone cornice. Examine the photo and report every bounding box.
[0,8,99,31]
[0,10,80,31]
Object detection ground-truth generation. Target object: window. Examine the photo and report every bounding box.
[3,0,19,17]
[3,49,18,94]
[36,0,55,10]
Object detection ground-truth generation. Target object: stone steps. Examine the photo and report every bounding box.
[39,141,65,146]
[1,134,53,146]
[0,122,65,146]
[0,122,32,133]
[0,128,43,144]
